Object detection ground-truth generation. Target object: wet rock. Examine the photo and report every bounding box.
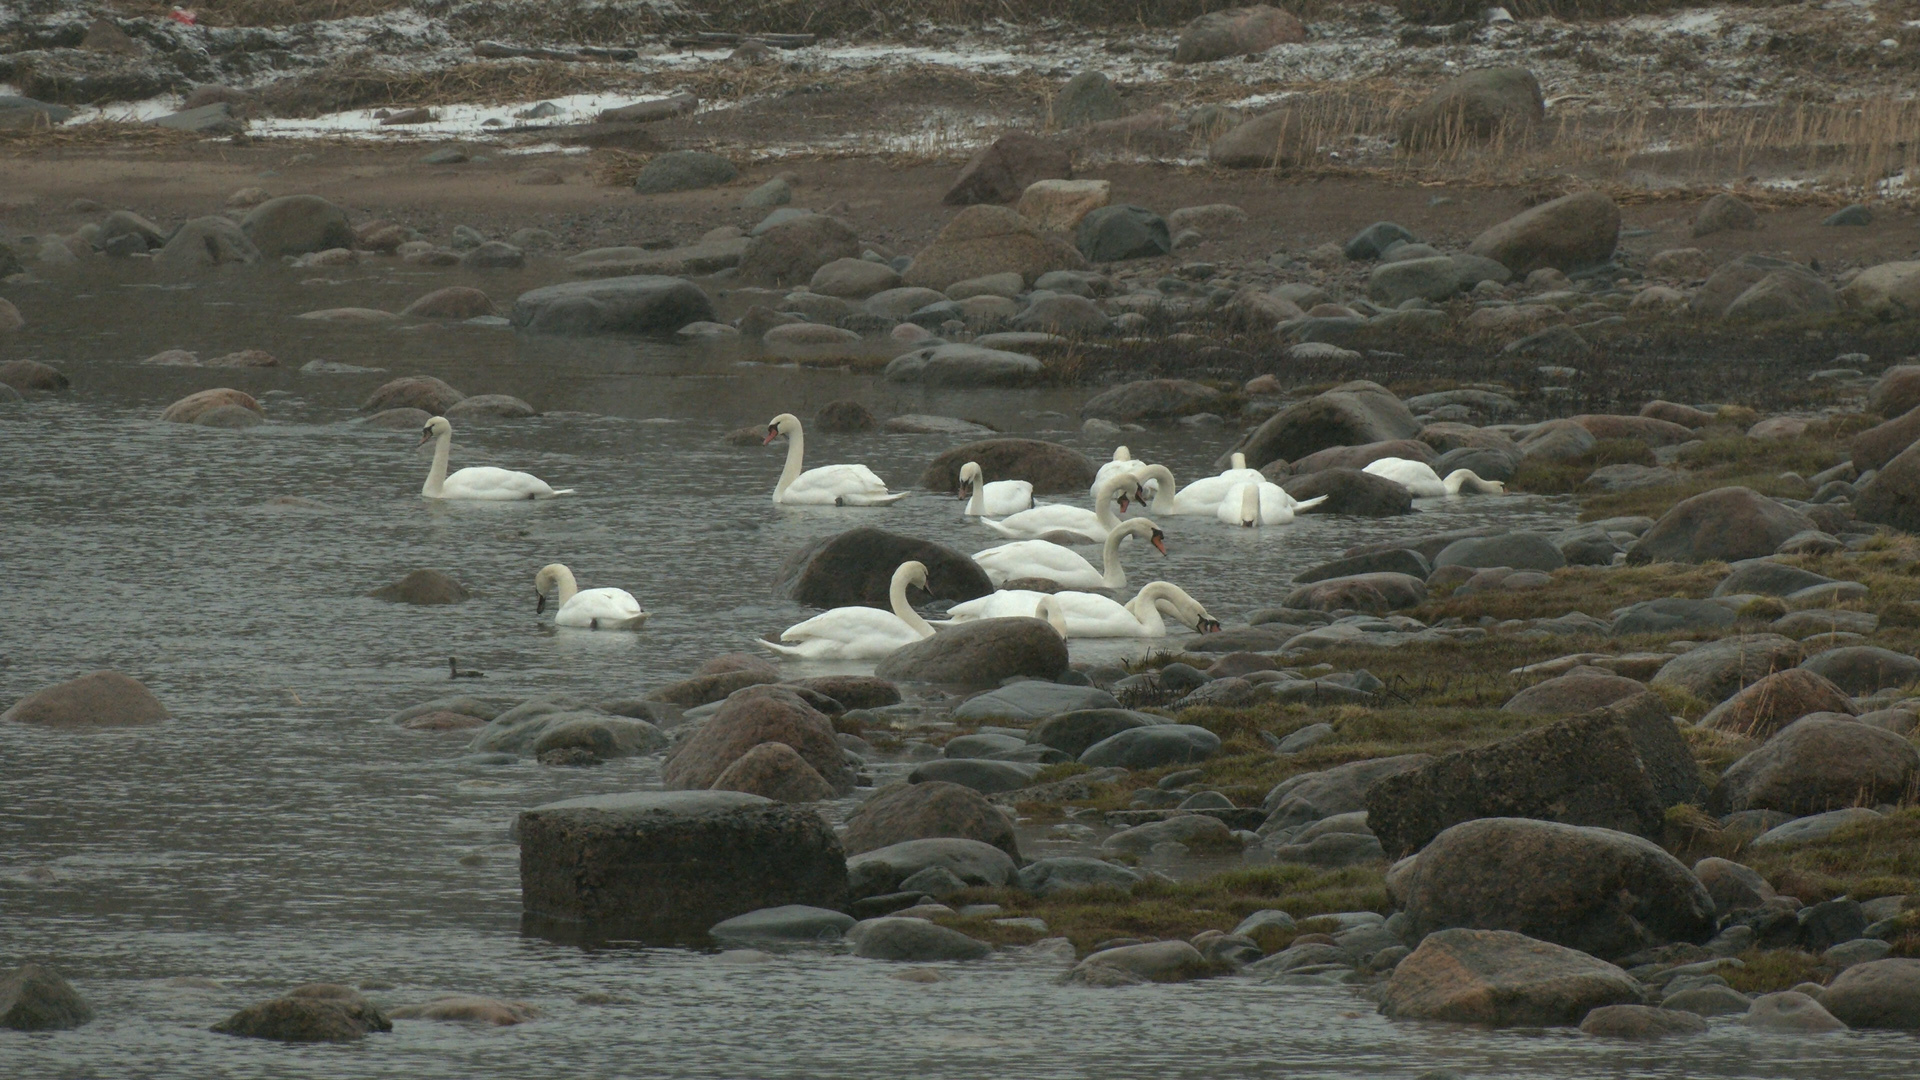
[240,195,352,258]
[1466,192,1620,276]
[1235,381,1421,469]
[1691,193,1758,237]
[1399,818,1714,959]
[663,686,855,795]
[908,758,1041,793]
[810,400,875,433]
[367,568,470,605]
[809,257,900,298]
[153,215,260,270]
[846,837,1016,897]
[1262,755,1431,835]
[943,132,1073,206]
[1103,812,1242,854]
[159,388,262,424]
[1283,572,1427,613]
[1075,205,1170,262]
[1280,468,1414,517]
[1432,532,1565,572]
[775,527,990,608]
[1174,5,1306,63]
[1080,379,1219,422]
[710,741,836,803]
[848,917,992,961]
[632,150,738,194]
[1649,634,1802,703]
[876,618,1069,687]
[1799,646,1920,695]
[1691,255,1828,320]
[787,675,900,710]
[917,439,1093,495]
[1693,856,1775,914]
[646,669,778,708]
[1849,406,1920,473]
[1079,724,1220,768]
[955,682,1116,722]
[460,241,525,270]
[884,343,1042,387]
[389,996,539,1025]
[444,394,536,420]
[510,276,716,336]
[1026,709,1163,758]
[843,781,1020,860]
[517,791,846,938]
[1745,991,1846,1032]
[1294,548,1431,584]
[1627,487,1815,565]
[212,984,391,1043]
[1822,958,1920,1029]
[361,376,465,414]
[1380,928,1644,1026]
[709,904,855,942]
[1368,694,1701,856]
[1017,856,1142,896]
[0,359,68,392]
[1716,716,1920,815]
[1579,1003,1707,1038]
[1698,668,1855,738]
[0,963,92,1030]
[1398,67,1544,150]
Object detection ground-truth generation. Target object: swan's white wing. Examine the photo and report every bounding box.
[947,590,1048,621]
[983,480,1033,515]
[779,606,912,643]
[979,504,1102,538]
[439,466,560,500]
[785,463,895,502]
[972,540,1098,580]
[556,587,646,628]
[1363,458,1444,496]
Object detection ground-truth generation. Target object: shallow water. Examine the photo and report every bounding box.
[2,267,1906,1077]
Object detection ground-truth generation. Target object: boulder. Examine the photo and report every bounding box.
[1579,1003,1708,1038]
[1051,72,1124,127]
[1466,192,1621,276]
[1691,255,1827,319]
[1649,635,1802,703]
[1368,694,1703,856]
[240,195,353,257]
[632,150,738,194]
[905,205,1087,289]
[1081,379,1221,422]
[1234,381,1421,469]
[736,214,861,287]
[1075,205,1170,262]
[709,742,837,803]
[1069,941,1210,985]
[883,343,1043,387]
[1433,532,1566,572]
[954,682,1117,721]
[0,359,69,392]
[1691,193,1758,236]
[812,400,876,432]
[1723,269,1838,322]
[1503,671,1648,715]
[1014,294,1110,335]
[1746,991,1848,1032]
[663,687,855,794]
[1855,439,1920,533]
[1379,929,1644,1027]
[1398,67,1544,150]
[1208,105,1317,169]
[1840,262,1920,320]
[0,963,92,1030]
[1698,668,1856,738]
[1102,813,1240,853]
[709,904,856,942]
[943,133,1073,206]
[510,276,716,336]
[1872,364,1920,416]
[3,670,168,728]
[844,837,1017,897]
[907,759,1040,793]
[160,388,262,424]
[1016,178,1111,231]
[1713,559,1835,597]
[1262,754,1432,835]
[875,618,1069,687]
[517,791,846,939]
[1293,548,1431,584]
[1278,469,1414,517]
[1368,256,1458,305]
[387,996,539,1025]
[360,376,464,415]
[847,918,992,961]
[153,215,260,270]
[1716,716,1920,815]
[842,781,1020,860]
[1799,646,1920,694]
[1079,724,1220,768]
[917,439,1094,495]
[1850,406,1920,473]
[443,394,535,420]
[1027,708,1164,758]
[1626,487,1815,564]
[211,985,391,1042]
[467,702,667,757]
[809,257,900,298]
[1693,856,1775,914]
[1017,856,1143,896]
[1174,5,1306,63]
[1569,414,1697,447]
[1822,958,1920,1030]
[367,568,470,605]
[1399,818,1715,959]
[403,286,493,319]
[775,527,991,608]
[1283,572,1426,613]
[1290,439,1438,475]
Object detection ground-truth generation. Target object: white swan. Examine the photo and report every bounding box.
[1091,445,1157,503]
[534,563,648,630]
[764,412,908,505]
[1035,595,1069,637]
[758,561,935,659]
[1217,482,1331,526]
[979,472,1138,543]
[417,416,572,500]
[972,518,1165,590]
[957,461,1034,517]
[948,582,1220,638]
[1363,457,1506,497]
[1130,461,1263,516]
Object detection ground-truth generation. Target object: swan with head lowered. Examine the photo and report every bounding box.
[972,518,1165,590]
[1363,457,1506,497]
[534,563,647,630]
[757,561,935,659]
[979,472,1137,543]
[947,581,1221,638]
[1128,459,1264,516]
[957,461,1033,517]
[1090,445,1157,503]
[417,416,572,500]
[763,413,908,505]
[1217,481,1330,526]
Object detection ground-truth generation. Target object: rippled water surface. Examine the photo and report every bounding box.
[2,269,1909,1077]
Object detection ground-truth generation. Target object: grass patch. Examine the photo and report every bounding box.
[1721,948,1836,993]
[1738,809,1920,902]
[1509,439,1657,496]
[1411,564,1728,625]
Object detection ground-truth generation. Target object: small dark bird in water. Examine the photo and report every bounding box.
[449,656,484,679]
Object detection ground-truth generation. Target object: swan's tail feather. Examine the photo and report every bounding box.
[1294,495,1331,512]
[979,518,1017,537]
[755,638,804,657]
[841,490,911,506]
[609,614,649,630]
[545,488,577,497]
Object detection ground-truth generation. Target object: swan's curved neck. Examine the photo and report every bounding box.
[1240,485,1261,524]
[1140,465,1178,513]
[423,429,452,497]
[1038,598,1069,636]
[1231,452,1247,471]
[1099,524,1137,588]
[1093,475,1133,530]
[1124,583,1173,634]
[775,423,806,501]
[551,567,578,607]
[889,569,934,638]
[965,478,986,516]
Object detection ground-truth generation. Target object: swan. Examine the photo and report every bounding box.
[979,472,1137,543]
[534,563,648,630]
[764,412,908,505]
[1091,445,1157,502]
[1217,482,1331,526]
[1363,457,1506,497]
[1035,595,1069,637]
[417,416,572,500]
[948,582,1221,638]
[972,518,1164,590]
[957,461,1034,516]
[1129,460,1263,516]
[758,561,935,659]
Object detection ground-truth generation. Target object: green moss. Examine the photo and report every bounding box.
[1740,809,1920,901]
[1721,948,1835,993]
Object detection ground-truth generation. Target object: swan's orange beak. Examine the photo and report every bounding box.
[1117,494,1130,512]
[1150,530,1167,556]
[762,425,780,445]
[415,429,434,448]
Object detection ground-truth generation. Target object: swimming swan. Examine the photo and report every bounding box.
[948,581,1220,638]
[534,563,648,630]
[957,461,1034,517]
[1362,457,1507,497]
[1217,481,1330,526]
[972,518,1165,590]
[1090,445,1157,503]
[979,472,1138,543]
[764,412,908,505]
[758,561,934,659]
[1129,460,1264,516]
[418,416,572,500]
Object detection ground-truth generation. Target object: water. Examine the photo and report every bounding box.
[1,267,1904,1077]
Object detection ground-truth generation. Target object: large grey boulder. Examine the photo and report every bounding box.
[736,214,861,287]
[908,204,1085,286]
[0,963,92,1030]
[3,670,168,728]
[1716,716,1920,815]
[841,781,1021,860]
[847,918,992,961]
[1380,929,1643,1026]
[918,438,1094,495]
[883,344,1043,387]
[1691,255,1829,319]
[632,150,738,194]
[1822,959,1920,1030]
[211,985,390,1043]
[1026,708,1164,758]
[875,618,1069,687]
[1174,5,1306,63]
[154,215,260,270]
[240,195,353,257]
[1799,646,1920,695]
[1016,856,1143,896]
[1079,724,1220,768]
[517,791,846,938]
[845,837,1017,897]
[1398,67,1544,150]
[908,758,1041,793]
[1856,439,1920,533]
[662,686,855,794]
[510,276,715,336]
[1466,191,1620,276]
[774,527,991,608]
[1081,379,1222,422]
[1231,380,1421,470]
[942,133,1074,207]
[1261,754,1431,835]
[1649,635,1801,703]
[709,905,855,942]
[954,682,1117,721]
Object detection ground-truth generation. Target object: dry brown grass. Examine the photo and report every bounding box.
[255,57,648,117]
[0,120,204,150]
